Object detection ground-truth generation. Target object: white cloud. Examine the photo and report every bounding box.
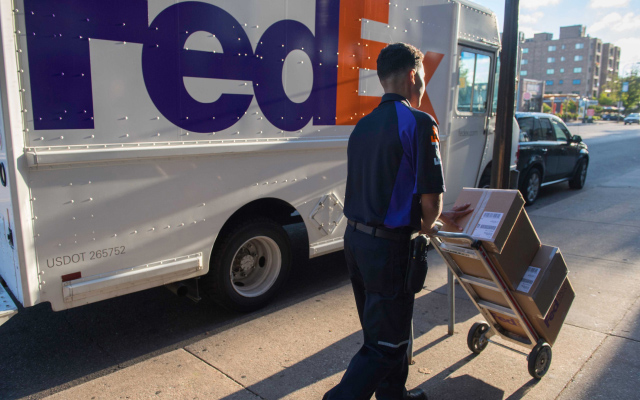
[519,26,537,39]
[520,12,544,24]
[589,0,629,9]
[616,37,640,75]
[521,0,560,10]
[590,12,640,34]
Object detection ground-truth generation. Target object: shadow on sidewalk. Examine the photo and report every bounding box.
[215,286,480,400]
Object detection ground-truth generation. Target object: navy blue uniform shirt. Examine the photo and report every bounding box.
[344,93,445,231]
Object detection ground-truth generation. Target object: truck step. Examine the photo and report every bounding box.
[0,284,18,327]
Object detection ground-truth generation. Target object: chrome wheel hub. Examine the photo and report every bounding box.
[230,236,281,298]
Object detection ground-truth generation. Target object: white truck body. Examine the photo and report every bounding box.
[0,0,515,321]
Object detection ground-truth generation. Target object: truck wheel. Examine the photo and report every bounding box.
[528,340,552,379]
[467,321,490,354]
[207,218,291,312]
[522,169,541,205]
[569,159,587,189]
[478,172,491,189]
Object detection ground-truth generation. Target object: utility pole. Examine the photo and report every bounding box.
[491,0,519,189]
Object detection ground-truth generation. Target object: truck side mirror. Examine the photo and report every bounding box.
[571,135,582,143]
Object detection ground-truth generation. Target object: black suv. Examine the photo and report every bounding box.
[515,113,589,204]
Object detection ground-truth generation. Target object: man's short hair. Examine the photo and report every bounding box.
[377,43,424,80]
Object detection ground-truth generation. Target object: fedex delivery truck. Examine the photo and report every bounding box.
[0,0,517,323]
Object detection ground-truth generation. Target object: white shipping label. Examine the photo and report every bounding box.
[471,212,504,240]
[517,266,541,293]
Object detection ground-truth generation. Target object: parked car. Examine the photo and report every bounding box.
[624,113,640,125]
[515,112,589,204]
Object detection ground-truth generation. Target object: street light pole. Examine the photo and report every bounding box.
[491,0,520,189]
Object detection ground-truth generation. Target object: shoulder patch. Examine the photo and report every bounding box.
[431,125,439,143]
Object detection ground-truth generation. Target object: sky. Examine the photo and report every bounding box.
[473,0,640,75]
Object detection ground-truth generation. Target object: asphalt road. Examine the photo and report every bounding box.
[2,121,639,400]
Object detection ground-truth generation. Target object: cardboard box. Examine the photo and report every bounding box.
[489,278,575,346]
[444,208,541,290]
[442,188,525,254]
[513,245,568,318]
[467,244,568,316]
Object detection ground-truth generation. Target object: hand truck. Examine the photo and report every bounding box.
[430,230,552,379]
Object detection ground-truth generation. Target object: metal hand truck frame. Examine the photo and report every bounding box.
[431,230,552,379]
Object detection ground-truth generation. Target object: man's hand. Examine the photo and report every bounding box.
[439,203,473,232]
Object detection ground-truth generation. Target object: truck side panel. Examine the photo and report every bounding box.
[6,0,501,311]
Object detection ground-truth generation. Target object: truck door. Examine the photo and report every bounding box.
[446,47,494,199]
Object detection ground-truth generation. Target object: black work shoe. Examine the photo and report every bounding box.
[404,388,428,400]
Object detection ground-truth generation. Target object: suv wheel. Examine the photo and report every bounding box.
[522,168,541,205]
[569,159,587,189]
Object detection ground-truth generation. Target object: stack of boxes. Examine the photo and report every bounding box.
[442,188,574,346]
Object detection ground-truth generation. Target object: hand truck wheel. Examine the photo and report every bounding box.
[467,321,490,354]
[528,340,552,379]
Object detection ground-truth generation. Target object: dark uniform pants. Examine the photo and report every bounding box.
[324,224,414,400]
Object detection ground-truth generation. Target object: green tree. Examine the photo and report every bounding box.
[620,69,640,113]
[598,92,614,106]
[563,99,577,113]
[600,76,620,106]
[543,103,552,113]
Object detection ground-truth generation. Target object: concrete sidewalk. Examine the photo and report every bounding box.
[44,171,640,399]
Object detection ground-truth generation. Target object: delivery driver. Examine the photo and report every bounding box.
[323,43,471,400]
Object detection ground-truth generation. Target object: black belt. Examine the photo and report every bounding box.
[347,220,412,241]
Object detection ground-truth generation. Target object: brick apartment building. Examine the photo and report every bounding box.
[519,25,621,99]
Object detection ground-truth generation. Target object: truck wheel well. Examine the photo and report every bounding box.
[214,198,303,251]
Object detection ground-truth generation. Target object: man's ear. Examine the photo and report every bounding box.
[408,68,416,84]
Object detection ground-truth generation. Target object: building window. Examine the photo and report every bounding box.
[560,68,565,73]
[547,57,555,63]
[597,43,601,52]
[561,44,566,50]
[546,80,554,86]
[547,69,554,74]
[560,56,565,61]
[573,79,581,85]
[522,59,528,65]
[548,45,556,51]
[574,67,582,73]
[520,70,528,76]
[575,55,583,61]
[596,55,600,63]
[576,43,584,49]
[522,48,529,54]
[559,80,564,85]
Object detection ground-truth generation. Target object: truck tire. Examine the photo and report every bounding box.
[569,159,587,189]
[521,168,541,205]
[206,218,292,312]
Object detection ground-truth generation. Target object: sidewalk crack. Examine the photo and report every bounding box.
[183,348,267,400]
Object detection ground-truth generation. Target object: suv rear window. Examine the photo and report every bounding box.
[517,117,544,142]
